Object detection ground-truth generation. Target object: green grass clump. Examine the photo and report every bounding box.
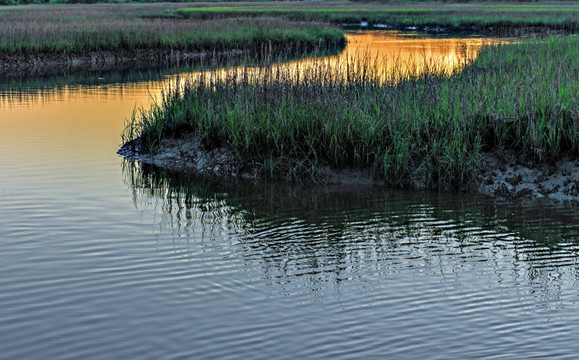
[124,35,579,190]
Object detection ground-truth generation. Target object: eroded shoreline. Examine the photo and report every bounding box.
[118,135,377,187]
[118,137,579,202]
[476,153,579,202]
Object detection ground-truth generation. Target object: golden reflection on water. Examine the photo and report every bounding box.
[280,32,505,83]
[340,32,501,77]
[1,32,508,163]
[154,32,506,88]
[175,31,505,87]
[1,31,507,109]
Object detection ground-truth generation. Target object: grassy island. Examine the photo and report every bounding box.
[123,34,579,190]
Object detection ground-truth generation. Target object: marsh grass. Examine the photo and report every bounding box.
[0,4,344,55]
[176,2,579,32]
[124,35,579,190]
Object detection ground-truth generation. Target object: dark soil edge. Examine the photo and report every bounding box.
[118,134,379,187]
[118,135,579,202]
[0,48,243,79]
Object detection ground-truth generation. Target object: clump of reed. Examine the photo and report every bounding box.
[124,35,579,190]
[0,4,344,55]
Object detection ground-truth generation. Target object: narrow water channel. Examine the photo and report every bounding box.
[1,31,578,359]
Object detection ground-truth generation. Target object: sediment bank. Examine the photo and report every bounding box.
[119,137,579,201]
[476,153,579,202]
[118,135,377,187]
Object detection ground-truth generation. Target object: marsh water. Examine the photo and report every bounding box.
[1,31,579,359]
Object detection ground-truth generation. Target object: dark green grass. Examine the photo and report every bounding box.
[123,35,579,190]
[176,2,579,32]
[0,4,344,55]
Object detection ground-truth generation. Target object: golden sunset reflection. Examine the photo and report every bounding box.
[166,31,508,87]
[338,31,504,78]
[1,31,508,111]
[1,31,510,170]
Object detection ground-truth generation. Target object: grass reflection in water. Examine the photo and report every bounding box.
[123,159,579,288]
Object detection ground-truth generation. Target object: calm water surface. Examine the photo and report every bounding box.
[1,31,578,359]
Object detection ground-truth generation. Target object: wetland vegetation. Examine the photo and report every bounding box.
[0,7,343,55]
[2,1,578,195]
[115,2,579,195]
[0,3,344,77]
[122,34,579,191]
[175,1,579,33]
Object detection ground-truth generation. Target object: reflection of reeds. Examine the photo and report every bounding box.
[124,160,579,284]
[124,36,579,191]
[122,159,249,237]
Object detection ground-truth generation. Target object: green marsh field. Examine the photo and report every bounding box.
[176,1,579,32]
[0,3,344,55]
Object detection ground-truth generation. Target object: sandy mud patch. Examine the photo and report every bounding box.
[477,153,579,201]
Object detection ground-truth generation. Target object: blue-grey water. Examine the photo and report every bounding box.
[1,31,579,359]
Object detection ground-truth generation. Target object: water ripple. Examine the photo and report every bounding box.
[2,31,579,359]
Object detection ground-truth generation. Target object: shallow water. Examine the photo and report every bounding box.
[1,31,578,359]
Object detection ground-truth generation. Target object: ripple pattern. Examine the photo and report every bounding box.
[2,30,579,359]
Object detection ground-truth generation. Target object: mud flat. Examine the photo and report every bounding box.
[477,153,579,202]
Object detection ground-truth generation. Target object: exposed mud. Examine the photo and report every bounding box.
[119,136,249,184]
[476,152,579,202]
[119,136,579,201]
[118,135,377,187]
[0,49,242,79]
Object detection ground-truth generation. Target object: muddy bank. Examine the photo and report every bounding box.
[476,152,579,202]
[0,48,243,79]
[119,137,579,201]
[118,135,377,187]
